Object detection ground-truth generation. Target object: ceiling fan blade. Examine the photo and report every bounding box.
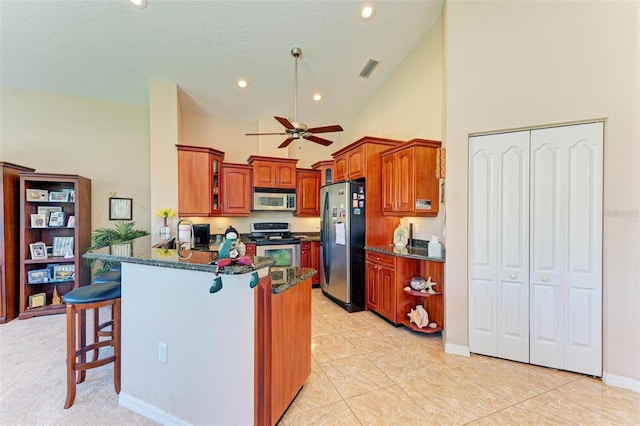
[305,134,334,146]
[278,138,294,149]
[274,116,294,129]
[245,132,288,136]
[307,124,344,134]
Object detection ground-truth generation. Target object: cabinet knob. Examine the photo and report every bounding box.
[541,276,549,282]
[510,273,517,279]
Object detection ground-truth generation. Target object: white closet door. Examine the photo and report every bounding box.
[469,131,530,362]
[530,122,603,376]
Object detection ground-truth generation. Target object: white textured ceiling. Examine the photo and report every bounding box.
[1,0,442,127]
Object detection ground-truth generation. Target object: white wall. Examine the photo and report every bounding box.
[0,87,151,231]
[445,0,640,386]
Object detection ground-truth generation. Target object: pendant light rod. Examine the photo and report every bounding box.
[291,47,302,123]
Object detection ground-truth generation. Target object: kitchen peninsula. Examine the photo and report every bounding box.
[84,235,315,426]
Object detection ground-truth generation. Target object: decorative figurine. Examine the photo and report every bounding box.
[393,218,409,247]
[407,305,429,328]
[52,286,61,305]
[424,276,437,294]
[218,226,246,260]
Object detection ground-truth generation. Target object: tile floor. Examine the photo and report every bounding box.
[278,288,640,425]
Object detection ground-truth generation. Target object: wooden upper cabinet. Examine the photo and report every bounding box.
[177,145,224,216]
[247,156,298,189]
[381,138,441,217]
[310,160,334,187]
[331,136,404,183]
[294,169,320,216]
[221,163,252,216]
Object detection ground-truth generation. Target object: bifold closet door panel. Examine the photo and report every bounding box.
[529,122,603,376]
[469,131,530,362]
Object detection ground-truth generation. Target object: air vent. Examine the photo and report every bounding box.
[358,59,380,78]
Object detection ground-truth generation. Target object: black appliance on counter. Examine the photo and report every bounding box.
[193,224,211,248]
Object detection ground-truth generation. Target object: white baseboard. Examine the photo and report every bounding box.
[119,393,190,425]
[603,372,640,394]
[445,343,471,357]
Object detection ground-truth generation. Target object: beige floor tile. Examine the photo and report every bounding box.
[345,385,437,425]
[285,364,343,415]
[278,400,361,426]
[319,354,394,399]
[312,332,361,363]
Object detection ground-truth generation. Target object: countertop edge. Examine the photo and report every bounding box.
[365,245,445,262]
[272,268,316,294]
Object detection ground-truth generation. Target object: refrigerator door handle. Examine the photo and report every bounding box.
[321,191,331,284]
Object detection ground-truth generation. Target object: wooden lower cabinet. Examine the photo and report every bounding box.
[365,250,444,333]
[300,241,320,285]
[255,275,312,425]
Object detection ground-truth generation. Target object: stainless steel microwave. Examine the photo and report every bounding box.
[253,189,296,211]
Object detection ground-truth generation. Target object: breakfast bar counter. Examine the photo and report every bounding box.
[84,235,313,426]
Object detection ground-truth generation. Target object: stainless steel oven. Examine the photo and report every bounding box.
[250,222,301,269]
[256,243,300,267]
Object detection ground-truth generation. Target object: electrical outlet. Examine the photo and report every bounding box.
[218,222,223,230]
[158,342,167,363]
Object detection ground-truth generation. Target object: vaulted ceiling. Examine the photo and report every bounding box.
[1,1,442,127]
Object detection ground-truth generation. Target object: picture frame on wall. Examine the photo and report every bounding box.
[109,197,133,220]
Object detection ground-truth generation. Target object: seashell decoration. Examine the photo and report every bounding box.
[407,305,429,328]
[410,277,427,291]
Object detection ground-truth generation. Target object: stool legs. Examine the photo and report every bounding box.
[64,298,121,409]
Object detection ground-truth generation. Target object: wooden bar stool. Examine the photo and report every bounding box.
[63,282,121,409]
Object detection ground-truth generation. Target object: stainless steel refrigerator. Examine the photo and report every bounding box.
[320,180,366,312]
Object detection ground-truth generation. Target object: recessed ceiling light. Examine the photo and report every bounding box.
[361,4,375,20]
[237,79,248,88]
[130,0,148,9]
[313,93,322,102]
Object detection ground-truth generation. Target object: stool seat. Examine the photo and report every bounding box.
[63,282,120,304]
[92,270,121,284]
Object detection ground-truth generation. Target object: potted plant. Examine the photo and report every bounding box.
[86,221,149,272]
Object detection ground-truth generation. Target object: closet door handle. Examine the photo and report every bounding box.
[510,274,517,279]
[541,276,549,282]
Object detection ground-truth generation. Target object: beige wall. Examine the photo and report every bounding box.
[445,0,639,386]
[0,87,151,231]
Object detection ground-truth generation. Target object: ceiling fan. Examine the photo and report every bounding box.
[245,47,344,148]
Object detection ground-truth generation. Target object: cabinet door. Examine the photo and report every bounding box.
[365,262,378,310]
[276,163,296,189]
[310,242,320,285]
[252,161,276,188]
[381,154,396,212]
[300,242,312,267]
[221,165,251,216]
[334,156,347,182]
[295,170,320,216]
[395,149,414,212]
[178,149,213,215]
[346,146,365,180]
[378,266,395,322]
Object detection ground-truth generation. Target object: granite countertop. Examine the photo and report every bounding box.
[271,267,317,294]
[365,244,445,262]
[293,232,320,242]
[83,235,274,275]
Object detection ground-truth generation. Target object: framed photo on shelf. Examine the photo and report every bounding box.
[30,214,47,228]
[37,206,62,226]
[109,197,133,220]
[48,211,66,227]
[28,292,47,309]
[27,269,50,284]
[49,191,70,202]
[30,242,47,259]
[26,188,48,202]
[67,215,76,228]
[52,264,75,281]
[52,236,74,258]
